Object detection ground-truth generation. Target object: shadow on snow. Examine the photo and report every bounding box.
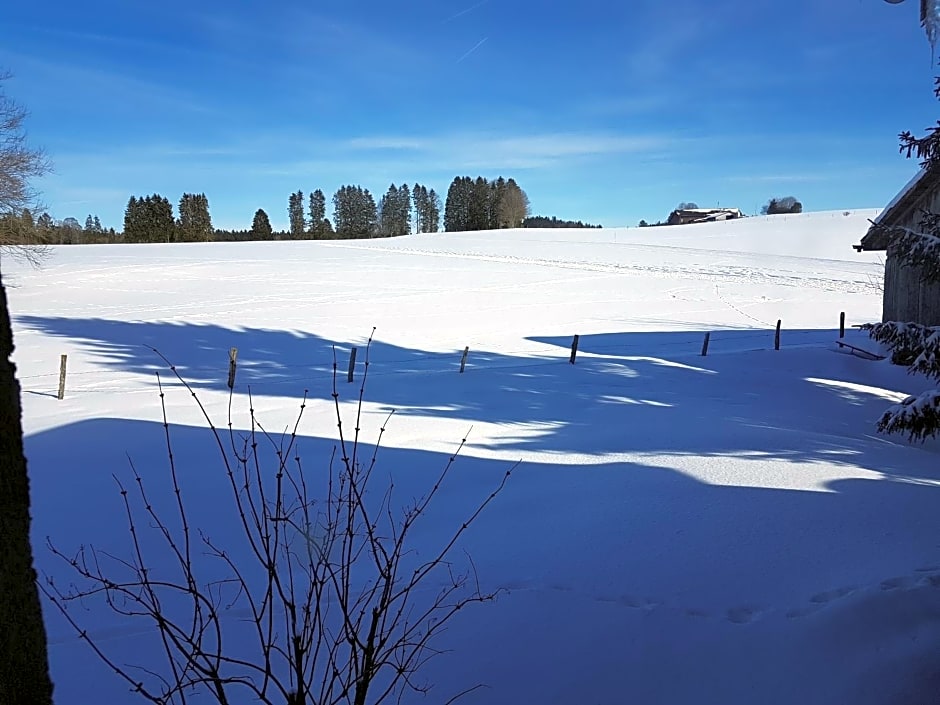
[14,315,935,472]
[24,411,940,705]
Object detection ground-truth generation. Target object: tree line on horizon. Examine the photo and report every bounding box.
[0,175,603,244]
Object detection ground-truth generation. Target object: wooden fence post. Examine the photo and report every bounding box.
[839,312,845,339]
[701,332,711,356]
[459,346,469,373]
[57,354,67,400]
[347,347,358,383]
[569,335,580,364]
[775,320,782,351]
[227,347,238,390]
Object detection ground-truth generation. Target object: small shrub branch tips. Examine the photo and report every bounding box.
[41,336,516,705]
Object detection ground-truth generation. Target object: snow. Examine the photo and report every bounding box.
[6,208,940,704]
[872,168,926,226]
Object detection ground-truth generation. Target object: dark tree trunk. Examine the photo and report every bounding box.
[0,270,54,704]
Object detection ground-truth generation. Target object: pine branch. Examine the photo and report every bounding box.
[877,390,940,442]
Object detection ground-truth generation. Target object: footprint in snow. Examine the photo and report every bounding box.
[619,596,660,612]
[810,586,856,604]
[917,574,940,588]
[499,579,535,592]
[726,607,764,624]
[881,576,916,591]
[595,595,660,612]
[786,605,823,620]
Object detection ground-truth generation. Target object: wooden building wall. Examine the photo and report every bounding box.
[882,192,940,324]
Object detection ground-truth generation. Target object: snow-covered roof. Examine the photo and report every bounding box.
[872,167,929,226]
[679,208,742,214]
[859,166,939,251]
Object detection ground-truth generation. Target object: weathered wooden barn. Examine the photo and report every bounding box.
[855,167,940,326]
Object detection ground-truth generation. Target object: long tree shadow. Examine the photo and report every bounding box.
[15,316,937,479]
[25,414,940,705]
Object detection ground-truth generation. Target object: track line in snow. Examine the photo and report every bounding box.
[498,565,940,627]
[321,242,878,295]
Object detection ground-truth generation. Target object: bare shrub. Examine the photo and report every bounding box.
[42,334,514,704]
[0,71,51,266]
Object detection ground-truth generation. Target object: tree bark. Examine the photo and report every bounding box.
[0,269,54,704]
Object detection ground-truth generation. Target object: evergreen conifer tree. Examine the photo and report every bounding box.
[288,190,305,239]
[444,176,473,232]
[468,177,489,231]
[378,184,399,237]
[178,193,213,242]
[427,188,441,233]
[333,185,377,239]
[251,209,273,240]
[308,189,327,239]
[397,183,411,235]
[123,196,142,242]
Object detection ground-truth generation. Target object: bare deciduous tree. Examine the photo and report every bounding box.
[0,71,51,265]
[497,179,530,229]
[43,334,515,704]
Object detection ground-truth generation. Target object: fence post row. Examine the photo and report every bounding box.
[57,354,68,400]
[52,314,845,398]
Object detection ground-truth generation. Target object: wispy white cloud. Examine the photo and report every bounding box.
[0,50,212,115]
[193,8,425,71]
[578,94,677,117]
[722,173,837,184]
[721,166,886,185]
[51,129,691,184]
[442,0,490,23]
[340,130,686,171]
[7,23,195,57]
[456,37,488,64]
[47,186,133,209]
[623,2,716,81]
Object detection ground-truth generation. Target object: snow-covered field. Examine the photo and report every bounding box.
[8,209,940,704]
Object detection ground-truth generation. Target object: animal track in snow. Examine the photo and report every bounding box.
[810,586,857,604]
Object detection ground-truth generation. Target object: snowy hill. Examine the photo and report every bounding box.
[7,208,940,705]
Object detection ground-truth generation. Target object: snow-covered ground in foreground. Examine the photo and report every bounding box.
[7,208,940,704]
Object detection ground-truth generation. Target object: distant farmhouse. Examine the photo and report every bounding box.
[667,208,744,226]
[855,167,940,326]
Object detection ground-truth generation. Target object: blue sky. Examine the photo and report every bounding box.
[1,0,938,231]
